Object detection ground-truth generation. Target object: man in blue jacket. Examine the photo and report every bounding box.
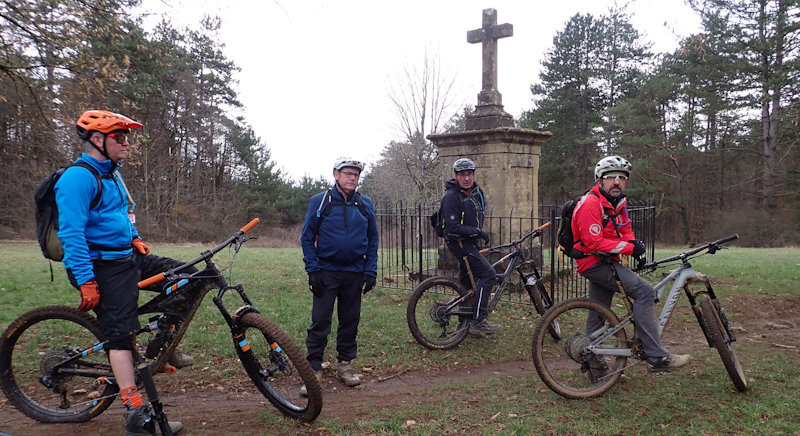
[299,157,379,395]
[440,158,497,337]
[56,110,184,435]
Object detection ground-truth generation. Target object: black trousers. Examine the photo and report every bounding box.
[305,270,363,371]
[446,240,496,320]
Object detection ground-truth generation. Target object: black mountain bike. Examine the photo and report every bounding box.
[407,222,561,350]
[0,219,323,429]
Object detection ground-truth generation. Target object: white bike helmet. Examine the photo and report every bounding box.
[333,157,365,172]
[453,158,477,173]
[594,156,632,180]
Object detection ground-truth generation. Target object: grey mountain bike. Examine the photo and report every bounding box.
[531,234,748,399]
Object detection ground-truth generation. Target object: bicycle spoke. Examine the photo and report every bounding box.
[532,298,628,399]
[407,278,470,350]
[1,306,117,422]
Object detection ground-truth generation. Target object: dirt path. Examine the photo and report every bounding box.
[1,293,798,436]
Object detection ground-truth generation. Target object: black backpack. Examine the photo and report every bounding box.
[557,191,621,259]
[429,208,445,237]
[34,162,104,262]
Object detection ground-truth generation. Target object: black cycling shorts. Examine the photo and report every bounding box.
[92,255,140,350]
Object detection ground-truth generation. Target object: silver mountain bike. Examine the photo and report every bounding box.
[531,234,748,399]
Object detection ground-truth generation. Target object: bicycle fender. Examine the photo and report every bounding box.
[231,305,260,329]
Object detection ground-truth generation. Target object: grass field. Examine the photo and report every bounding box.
[1,240,799,435]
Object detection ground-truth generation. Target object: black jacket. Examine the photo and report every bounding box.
[439,178,486,240]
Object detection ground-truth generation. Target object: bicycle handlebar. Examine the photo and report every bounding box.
[637,233,739,271]
[137,218,261,288]
[480,222,551,254]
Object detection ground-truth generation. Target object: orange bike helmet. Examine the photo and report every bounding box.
[76,110,143,140]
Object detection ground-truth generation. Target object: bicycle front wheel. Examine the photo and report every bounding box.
[0,305,117,422]
[235,312,322,422]
[406,277,470,350]
[532,298,627,399]
[699,297,748,392]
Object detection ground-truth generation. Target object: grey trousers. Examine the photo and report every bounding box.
[581,261,669,360]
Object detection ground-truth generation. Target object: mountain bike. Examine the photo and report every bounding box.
[531,234,748,399]
[407,222,561,350]
[0,218,323,428]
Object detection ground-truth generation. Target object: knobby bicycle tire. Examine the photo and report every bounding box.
[527,280,562,341]
[406,276,470,350]
[698,297,748,392]
[532,298,627,399]
[0,305,117,422]
[235,312,322,422]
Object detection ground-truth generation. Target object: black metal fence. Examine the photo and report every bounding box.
[375,201,655,306]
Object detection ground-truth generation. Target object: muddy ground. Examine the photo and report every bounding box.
[1,292,797,436]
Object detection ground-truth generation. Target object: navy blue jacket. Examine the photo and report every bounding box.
[439,178,486,241]
[300,186,379,277]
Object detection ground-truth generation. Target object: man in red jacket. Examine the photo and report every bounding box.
[571,156,690,374]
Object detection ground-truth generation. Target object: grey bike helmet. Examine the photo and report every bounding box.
[594,155,632,180]
[453,158,476,173]
[333,157,365,172]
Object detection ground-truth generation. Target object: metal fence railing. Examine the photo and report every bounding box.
[375,201,656,305]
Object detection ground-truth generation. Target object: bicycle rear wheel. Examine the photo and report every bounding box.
[406,277,470,350]
[235,312,322,422]
[0,305,117,422]
[527,279,562,341]
[531,298,627,399]
[699,297,748,392]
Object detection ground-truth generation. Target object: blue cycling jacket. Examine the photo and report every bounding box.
[55,153,138,285]
[300,186,378,277]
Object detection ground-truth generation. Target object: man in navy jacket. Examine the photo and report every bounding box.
[299,157,378,395]
[439,158,498,337]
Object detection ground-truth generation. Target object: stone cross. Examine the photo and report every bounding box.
[467,8,513,107]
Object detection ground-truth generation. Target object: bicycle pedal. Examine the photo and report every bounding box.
[161,364,177,374]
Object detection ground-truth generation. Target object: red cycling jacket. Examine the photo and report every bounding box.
[570,184,636,273]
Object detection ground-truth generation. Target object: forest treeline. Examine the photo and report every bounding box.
[0,0,330,242]
[1,1,798,246]
[363,0,800,246]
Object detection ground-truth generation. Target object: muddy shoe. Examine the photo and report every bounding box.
[468,319,500,338]
[337,361,361,387]
[647,353,691,372]
[124,405,183,435]
[299,370,323,397]
[168,350,194,369]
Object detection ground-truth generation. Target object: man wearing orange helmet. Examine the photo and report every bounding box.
[56,110,184,435]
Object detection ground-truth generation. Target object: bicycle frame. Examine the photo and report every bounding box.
[470,222,552,310]
[43,219,263,384]
[589,234,739,361]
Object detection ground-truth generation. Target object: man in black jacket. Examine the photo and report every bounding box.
[439,158,498,336]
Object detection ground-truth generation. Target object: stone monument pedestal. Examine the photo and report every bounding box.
[429,127,551,219]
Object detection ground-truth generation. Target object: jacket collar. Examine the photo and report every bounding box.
[79,153,116,176]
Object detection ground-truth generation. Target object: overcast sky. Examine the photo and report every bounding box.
[138,0,701,182]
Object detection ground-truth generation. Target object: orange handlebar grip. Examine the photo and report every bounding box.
[539,222,551,230]
[241,218,260,233]
[138,273,165,289]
